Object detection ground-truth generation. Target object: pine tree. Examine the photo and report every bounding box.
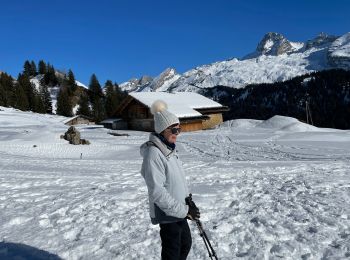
[32,94,46,114]
[88,74,105,122]
[38,60,47,75]
[1,73,15,107]
[88,74,103,97]
[43,64,58,86]
[40,84,52,113]
[23,60,32,77]
[105,80,119,118]
[30,60,37,76]
[56,87,72,117]
[0,73,14,107]
[66,69,77,94]
[30,86,43,113]
[13,82,29,111]
[114,82,128,103]
[92,98,106,122]
[0,83,6,106]
[17,73,36,111]
[76,93,91,117]
[43,65,51,85]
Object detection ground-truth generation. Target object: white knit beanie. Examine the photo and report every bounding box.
[151,100,179,133]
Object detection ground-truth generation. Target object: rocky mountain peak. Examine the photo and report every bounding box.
[305,32,338,50]
[119,76,153,92]
[256,32,293,56]
[158,67,177,79]
[145,68,179,92]
[138,75,153,86]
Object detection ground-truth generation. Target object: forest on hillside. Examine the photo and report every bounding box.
[0,60,127,122]
[201,69,350,129]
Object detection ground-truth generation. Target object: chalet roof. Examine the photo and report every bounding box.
[62,115,93,124]
[129,92,224,118]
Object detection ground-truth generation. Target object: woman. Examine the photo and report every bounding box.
[140,100,200,260]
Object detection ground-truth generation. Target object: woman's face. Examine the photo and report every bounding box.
[162,124,181,144]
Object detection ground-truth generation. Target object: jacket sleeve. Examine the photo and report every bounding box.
[143,148,188,218]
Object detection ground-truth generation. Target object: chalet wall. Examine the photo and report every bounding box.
[181,121,203,132]
[202,113,223,129]
[102,120,128,130]
[129,119,154,132]
[128,119,203,132]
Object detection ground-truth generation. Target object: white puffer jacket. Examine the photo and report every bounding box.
[140,133,189,225]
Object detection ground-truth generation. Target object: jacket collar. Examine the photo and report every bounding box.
[154,133,176,151]
[148,133,175,158]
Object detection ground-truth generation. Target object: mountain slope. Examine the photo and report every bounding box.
[120,32,350,92]
[328,32,350,68]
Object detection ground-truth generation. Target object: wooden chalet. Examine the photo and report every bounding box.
[63,115,94,126]
[113,92,229,132]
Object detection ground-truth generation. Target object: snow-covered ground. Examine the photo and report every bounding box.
[1,107,350,259]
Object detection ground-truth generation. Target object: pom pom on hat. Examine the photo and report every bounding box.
[151,100,168,115]
[150,100,179,133]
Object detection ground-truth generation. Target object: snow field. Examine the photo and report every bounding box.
[1,107,350,259]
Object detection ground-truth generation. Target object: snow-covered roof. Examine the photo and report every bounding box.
[129,92,223,118]
[62,115,92,124]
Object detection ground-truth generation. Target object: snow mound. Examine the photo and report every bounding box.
[257,115,300,129]
[220,119,262,129]
[279,121,320,132]
[257,115,320,132]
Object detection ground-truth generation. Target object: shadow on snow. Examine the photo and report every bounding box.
[0,242,62,260]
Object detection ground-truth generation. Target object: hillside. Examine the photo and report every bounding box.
[0,62,126,122]
[203,69,350,129]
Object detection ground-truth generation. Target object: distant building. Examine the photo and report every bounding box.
[113,92,229,132]
[63,115,94,126]
[100,118,128,130]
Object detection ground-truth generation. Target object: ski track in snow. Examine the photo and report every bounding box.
[1,108,350,259]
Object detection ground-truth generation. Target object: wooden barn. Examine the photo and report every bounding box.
[63,115,94,126]
[113,92,229,132]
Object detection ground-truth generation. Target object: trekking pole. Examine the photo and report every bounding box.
[186,194,218,260]
[195,219,218,260]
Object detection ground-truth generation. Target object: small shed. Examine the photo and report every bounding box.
[114,92,229,132]
[100,118,128,130]
[63,115,94,126]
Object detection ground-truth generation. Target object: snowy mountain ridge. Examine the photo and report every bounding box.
[119,68,180,92]
[120,32,350,92]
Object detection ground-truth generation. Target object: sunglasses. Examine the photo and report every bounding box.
[168,127,181,135]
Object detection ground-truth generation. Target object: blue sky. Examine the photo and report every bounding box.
[0,0,349,86]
